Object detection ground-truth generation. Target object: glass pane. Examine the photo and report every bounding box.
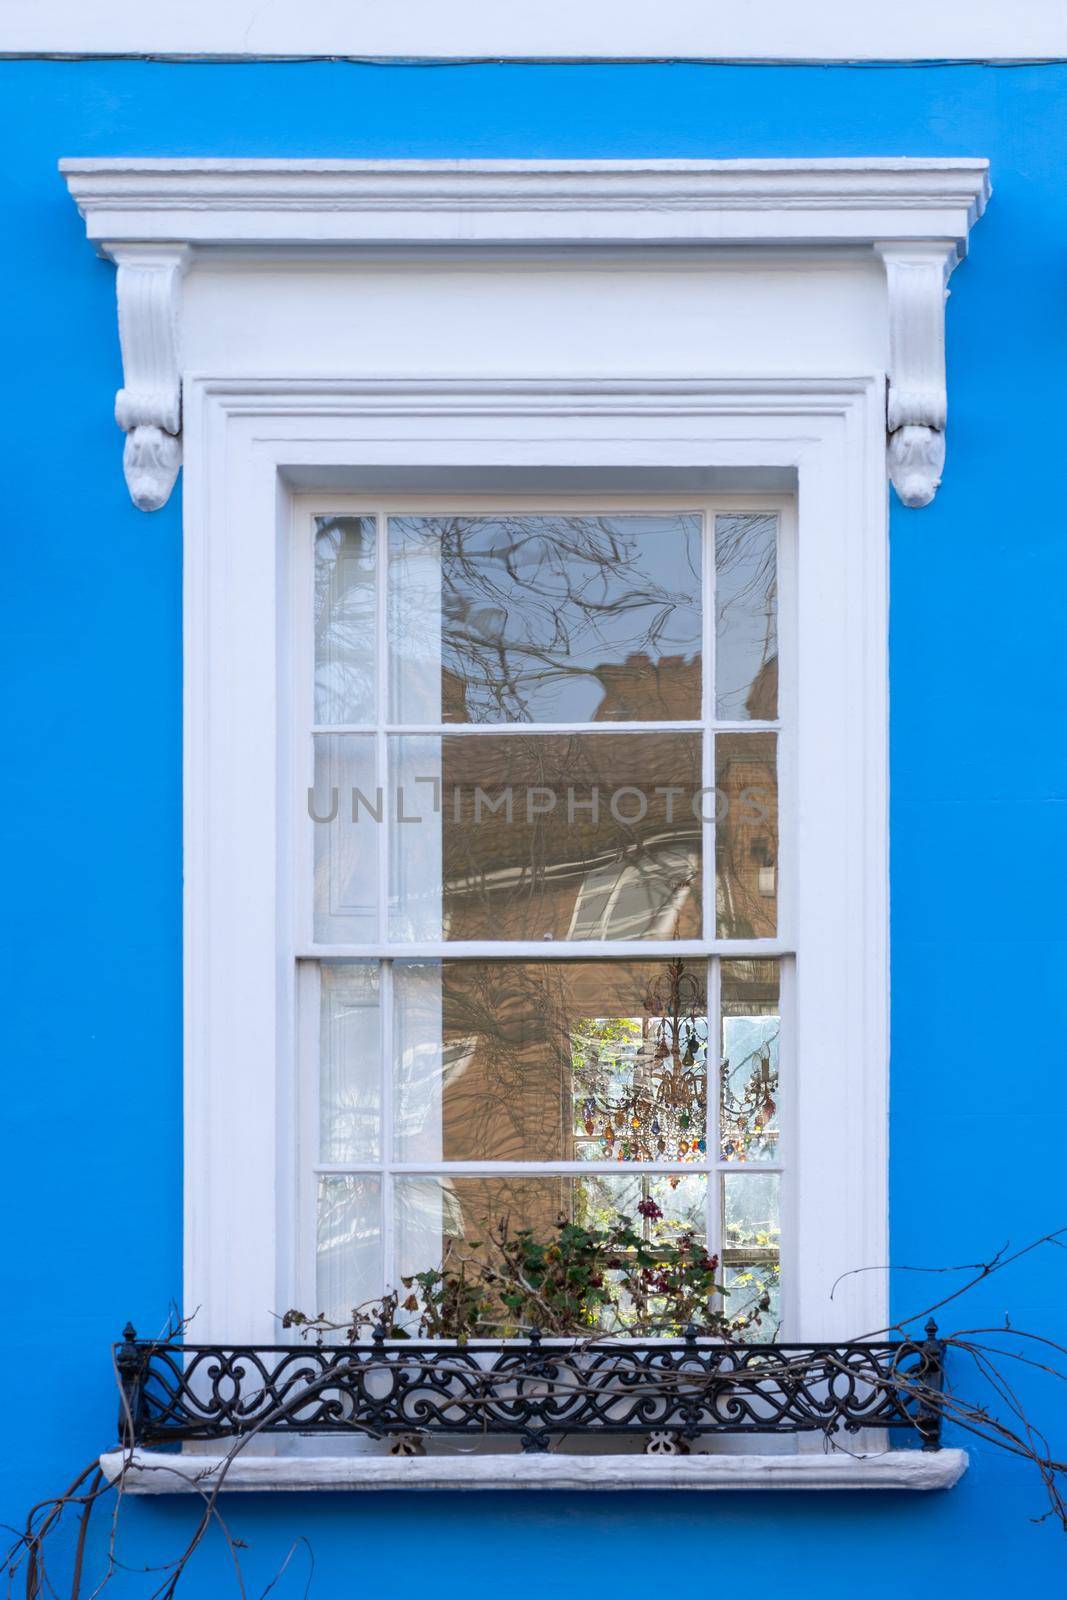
[387,735,443,942]
[715,732,777,938]
[388,514,702,724]
[395,1173,707,1281]
[722,1170,780,1332]
[720,959,780,1161]
[389,732,702,942]
[314,516,377,724]
[316,1175,382,1323]
[714,514,778,720]
[319,963,380,1162]
[311,735,379,941]
[393,958,708,1163]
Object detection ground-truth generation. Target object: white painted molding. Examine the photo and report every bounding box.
[876,242,958,508]
[100,1447,969,1494]
[60,158,989,510]
[62,158,990,248]
[111,244,189,511]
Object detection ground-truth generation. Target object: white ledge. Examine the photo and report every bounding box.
[60,157,990,250]
[100,1447,968,1494]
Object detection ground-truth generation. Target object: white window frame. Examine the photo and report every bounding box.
[289,491,795,1330]
[181,382,886,1354]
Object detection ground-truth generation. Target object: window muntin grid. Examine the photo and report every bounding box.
[298,502,790,1336]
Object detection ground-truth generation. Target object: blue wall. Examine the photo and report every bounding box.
[2,59,1065,1595]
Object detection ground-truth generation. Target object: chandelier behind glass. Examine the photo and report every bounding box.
[571,961,708,1163]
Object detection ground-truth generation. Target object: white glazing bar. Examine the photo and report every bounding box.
[375,514,395,1295]
[776,505,796,947]
[314,1160,783,1177]
[298,940,792,960]
[380,960,395,1294]
[295,510,317,950]
[297,514,321,1314]
[779,954,797,1337]
[374,513,389,945]
[701,507,716,942]
[700,510,717,1277]
[297,959,322,1318]
[308,722,783,737]
[314,722,710,736]
[707,955,723,1282]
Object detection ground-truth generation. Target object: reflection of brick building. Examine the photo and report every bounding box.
[591,652,701,723]
[417,651,776,1249]
[439,729,703,941]
[715,734,777,940]
[429,651,777,946]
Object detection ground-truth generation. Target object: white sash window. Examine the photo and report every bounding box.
[295,498,793,1333]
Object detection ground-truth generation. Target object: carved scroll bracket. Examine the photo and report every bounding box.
[108,243,190,512]
[876,242,960,509]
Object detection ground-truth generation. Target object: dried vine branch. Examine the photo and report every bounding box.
[6,1228,1067,1599]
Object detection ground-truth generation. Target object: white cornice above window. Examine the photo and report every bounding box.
[60,156,990,511]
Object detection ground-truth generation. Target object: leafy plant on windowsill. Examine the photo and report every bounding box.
[283,1204,772,1344]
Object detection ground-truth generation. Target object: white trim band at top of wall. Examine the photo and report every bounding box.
[11,0,1067,62]
[100,1447,969,1494]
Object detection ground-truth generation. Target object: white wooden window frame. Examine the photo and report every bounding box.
[183,382,885,1351]
[290,490,795,1328]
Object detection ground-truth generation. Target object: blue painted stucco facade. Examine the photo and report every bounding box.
[1,58,1065,1594]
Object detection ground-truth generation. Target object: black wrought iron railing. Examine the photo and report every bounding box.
[115,1320,946,1454]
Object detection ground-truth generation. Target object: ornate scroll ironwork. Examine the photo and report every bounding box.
[115,1321,945,1454]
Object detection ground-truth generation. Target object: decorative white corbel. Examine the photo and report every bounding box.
[876,242,960,509]
[59,164,988,511]
[108,244,189,511]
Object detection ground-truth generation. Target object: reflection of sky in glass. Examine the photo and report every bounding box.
[314,517,377,724]
[389,514,702,724]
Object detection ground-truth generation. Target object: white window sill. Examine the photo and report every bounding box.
[100,1447,967,1494]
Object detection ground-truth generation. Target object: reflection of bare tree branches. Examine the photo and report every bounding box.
[714,514,778,720]
[392,514,702,723]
